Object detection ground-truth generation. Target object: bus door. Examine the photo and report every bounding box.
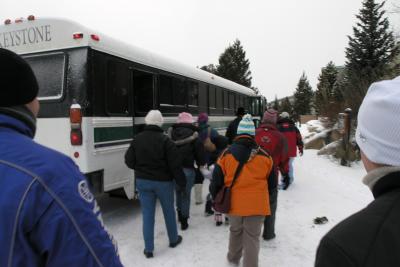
[131,68,155,134]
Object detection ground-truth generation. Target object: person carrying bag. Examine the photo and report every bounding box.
[210,114,274,267]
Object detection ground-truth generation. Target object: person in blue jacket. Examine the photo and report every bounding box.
[0,48,123,267]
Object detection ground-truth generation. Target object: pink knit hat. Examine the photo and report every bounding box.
[262,109,278,124]
[198,112,209,123]
[177,112,194,124]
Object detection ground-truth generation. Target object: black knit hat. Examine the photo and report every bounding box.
[0,48,39,107]
[236,107,245,116]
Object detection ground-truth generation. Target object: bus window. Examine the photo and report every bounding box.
[24,52,66,101]
[208,86,216,108]
[223,90,229,110]
[133,70,154,113]
[187,81,199,107]
[159,75,173,105]
[106,61,130,115]
[216,87,223,113]
[172,78,185,106]
[229,92,235,109]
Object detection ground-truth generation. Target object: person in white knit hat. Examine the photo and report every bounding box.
[315,77,400,267]
[125,110,186,258]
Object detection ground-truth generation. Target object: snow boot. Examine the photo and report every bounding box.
[180,217,189,230]
[215,213,223,226]
[194,184,203,205]
[205,199,214,216]
[177,210,183,223]
[169,235,183,248]
[143,250,153,258]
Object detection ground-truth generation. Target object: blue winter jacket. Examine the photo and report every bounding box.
[0,113,124,267]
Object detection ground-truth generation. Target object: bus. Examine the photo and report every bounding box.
[0,16,266,199]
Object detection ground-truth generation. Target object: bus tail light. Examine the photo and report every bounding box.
[70,102,83,146]
[4,19,11,25]
[71,129,83,146]
[15,17,23,23]
[27,15,35,21]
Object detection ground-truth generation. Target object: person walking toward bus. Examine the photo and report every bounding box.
[255,109,289,240]
[315,77,400,266]
[195,112,219,205]
[125,110,185,258]
[226,107,245,144]
[277,111,303,189]
[0,48,123,267]
[210,114,274,267]
[169,112,206,230]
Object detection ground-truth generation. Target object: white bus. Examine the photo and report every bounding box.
[0,16,266,199]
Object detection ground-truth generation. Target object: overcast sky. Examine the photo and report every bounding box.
[2,0,400,100]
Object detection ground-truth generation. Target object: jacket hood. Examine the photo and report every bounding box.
[230,136,258,163]
[278,117,295,125]
[171,123,197,140]
[143,124,164,132]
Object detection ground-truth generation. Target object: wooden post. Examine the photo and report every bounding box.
[340,108,352,166]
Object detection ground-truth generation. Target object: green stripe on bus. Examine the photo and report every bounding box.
[94,126,135,143]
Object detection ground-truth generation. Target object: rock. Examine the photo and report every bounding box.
[305,137,325,150]
[318,141,341,156]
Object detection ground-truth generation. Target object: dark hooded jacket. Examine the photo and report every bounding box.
[125,125,186,187]
[315,169,400,267]
[169,123,206,168]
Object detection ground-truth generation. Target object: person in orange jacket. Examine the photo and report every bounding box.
[210,114,274,267]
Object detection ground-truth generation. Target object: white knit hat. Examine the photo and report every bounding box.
[145,110,164,127]
[280,111,290,119]
[356,76,400,166]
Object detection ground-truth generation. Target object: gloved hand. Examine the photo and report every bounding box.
[282,174,290,190]
[200,165,214,180]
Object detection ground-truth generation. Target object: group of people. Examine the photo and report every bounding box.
[1,48,400,267]
[123,103,303,265]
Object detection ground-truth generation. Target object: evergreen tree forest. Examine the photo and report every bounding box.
[200,39,256,93]
[342,0,399,114]
[293,73,314,121]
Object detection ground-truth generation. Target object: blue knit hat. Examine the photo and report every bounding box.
[236,114,255,136]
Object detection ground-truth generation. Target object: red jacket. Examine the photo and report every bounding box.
[277,118,303,157]
[255,123,289,181]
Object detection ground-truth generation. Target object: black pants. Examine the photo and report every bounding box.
[194,168,204,184]
[263,188,278,239]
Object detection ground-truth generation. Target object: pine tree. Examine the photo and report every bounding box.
[280,97,293,114]
[343,0,399,113]
[216,39,252,87]
[315,61,339,116]
[293,72,314,121]
[200,64,218,74]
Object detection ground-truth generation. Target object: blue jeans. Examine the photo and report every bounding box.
[175,168,195,218]
[288,157,295,184]
[136,178,179,252]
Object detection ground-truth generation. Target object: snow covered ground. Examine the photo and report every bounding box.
[101,124,373,267]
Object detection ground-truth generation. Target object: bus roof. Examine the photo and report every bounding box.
[0,17,256,97]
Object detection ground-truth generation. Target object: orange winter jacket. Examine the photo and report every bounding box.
[210,136,274,216]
